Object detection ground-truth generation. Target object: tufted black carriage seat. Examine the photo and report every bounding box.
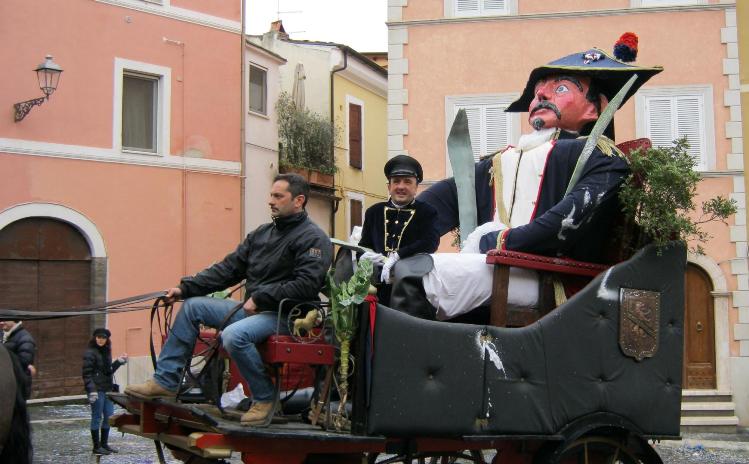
[365,243,685,438]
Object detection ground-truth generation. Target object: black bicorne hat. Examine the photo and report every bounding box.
[505,47,663,113]
[384,155,423,183]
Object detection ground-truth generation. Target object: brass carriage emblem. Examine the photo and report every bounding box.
[619,288,660,361]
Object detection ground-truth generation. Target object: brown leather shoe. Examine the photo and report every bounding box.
[124,379,176,400]
[240,400,277,427]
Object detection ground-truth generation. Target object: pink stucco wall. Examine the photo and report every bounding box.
[172,0,240,21]
[404,9,729,179]
[404,0,722,20]
[0,0,241,161]
[401,4,739,355]
[1,0,243,357]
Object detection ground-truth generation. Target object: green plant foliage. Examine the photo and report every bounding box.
[276,92,339,175]
[619,138,737,254]
[326,259,373,344]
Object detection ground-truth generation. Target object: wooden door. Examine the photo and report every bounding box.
[0,218,92,398]
[683,264,716,389]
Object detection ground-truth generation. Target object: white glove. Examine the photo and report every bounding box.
[360,251,386,264]
[380,253,400,284]
[88,392,99,404]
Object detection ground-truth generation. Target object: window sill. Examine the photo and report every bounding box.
[451,11,512,18]
[122,148,161,157]
[249,110,270,120]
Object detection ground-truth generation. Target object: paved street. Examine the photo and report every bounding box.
[29,403,749,463]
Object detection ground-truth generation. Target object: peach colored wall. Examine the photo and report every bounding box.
[171,0,240,21]
[0,0,241,161]
[1,0,243,359]
[0,155,241,356]
[404,0,721,20]
[400,4,741,358]
[403,9,729,180]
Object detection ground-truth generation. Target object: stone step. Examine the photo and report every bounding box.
[680,390,738,433]
[681,402,736,417]
[682,389,733,403]
[680,415,739,434]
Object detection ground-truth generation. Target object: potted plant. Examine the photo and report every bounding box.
[619,138,737,254]
[276,92,338,187]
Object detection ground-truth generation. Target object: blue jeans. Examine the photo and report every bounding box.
[90,390,114,430]
[153,297,287,402]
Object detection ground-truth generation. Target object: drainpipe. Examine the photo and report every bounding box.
[329,47,348,239]
[239,0,247,238]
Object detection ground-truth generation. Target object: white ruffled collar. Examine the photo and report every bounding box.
[516,128,558,152]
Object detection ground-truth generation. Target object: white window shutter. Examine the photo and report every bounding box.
[459,106,483,161]
[645,97,674,149]
[485,105,507,157]
[676,96,705,170]
[482,0,506,12]
[456,0,479,14]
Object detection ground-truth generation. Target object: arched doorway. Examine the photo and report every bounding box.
[0,218,93,398]
[683,263,716,389]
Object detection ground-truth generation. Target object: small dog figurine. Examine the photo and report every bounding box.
[293,309,320,337]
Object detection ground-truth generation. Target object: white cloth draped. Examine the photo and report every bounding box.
[423,129,558,320]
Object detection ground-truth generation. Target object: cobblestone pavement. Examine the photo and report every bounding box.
[30,403,242,464]
[30,403,749,463]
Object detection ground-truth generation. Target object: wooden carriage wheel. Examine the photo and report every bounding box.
[551,435,662,464]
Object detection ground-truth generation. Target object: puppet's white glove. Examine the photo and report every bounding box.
[88,392,98,404]
[360,251,386,264]
[380,253,400,284]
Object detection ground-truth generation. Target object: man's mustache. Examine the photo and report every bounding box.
[530,101,562,120]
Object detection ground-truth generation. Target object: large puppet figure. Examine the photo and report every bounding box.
[395,34,662,321]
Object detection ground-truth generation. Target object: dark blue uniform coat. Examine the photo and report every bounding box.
[419,131,629,263]
[359,199,440,258]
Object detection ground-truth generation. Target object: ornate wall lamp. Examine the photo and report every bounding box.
[14,55,63,122]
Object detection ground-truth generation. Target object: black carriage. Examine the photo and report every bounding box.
[110,241,685,464]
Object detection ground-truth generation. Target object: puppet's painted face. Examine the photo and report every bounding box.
[527,75,604,133]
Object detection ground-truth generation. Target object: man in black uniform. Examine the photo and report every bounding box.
[359,155,439,303]
[126,173,332,427]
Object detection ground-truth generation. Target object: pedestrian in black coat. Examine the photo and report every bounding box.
[82,328,127,455]
[1,320,36,399]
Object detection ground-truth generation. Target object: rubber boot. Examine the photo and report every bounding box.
[91,429,111,455]
[100,428,118,453]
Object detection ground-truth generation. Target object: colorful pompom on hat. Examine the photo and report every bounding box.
[506,32,662,114]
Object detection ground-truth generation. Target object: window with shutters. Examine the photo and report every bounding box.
[635,86,715,171]
[347,96,364,170]
[346,193,365,237]
[445,94,520,170]
[631,0,705,7]
[447,0,516,17]
[350,199,363,229]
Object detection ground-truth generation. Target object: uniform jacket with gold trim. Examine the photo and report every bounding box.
[419,130,629,263]
[359,199,440,258]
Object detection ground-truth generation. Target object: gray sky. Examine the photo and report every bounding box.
[247,0,388,52]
